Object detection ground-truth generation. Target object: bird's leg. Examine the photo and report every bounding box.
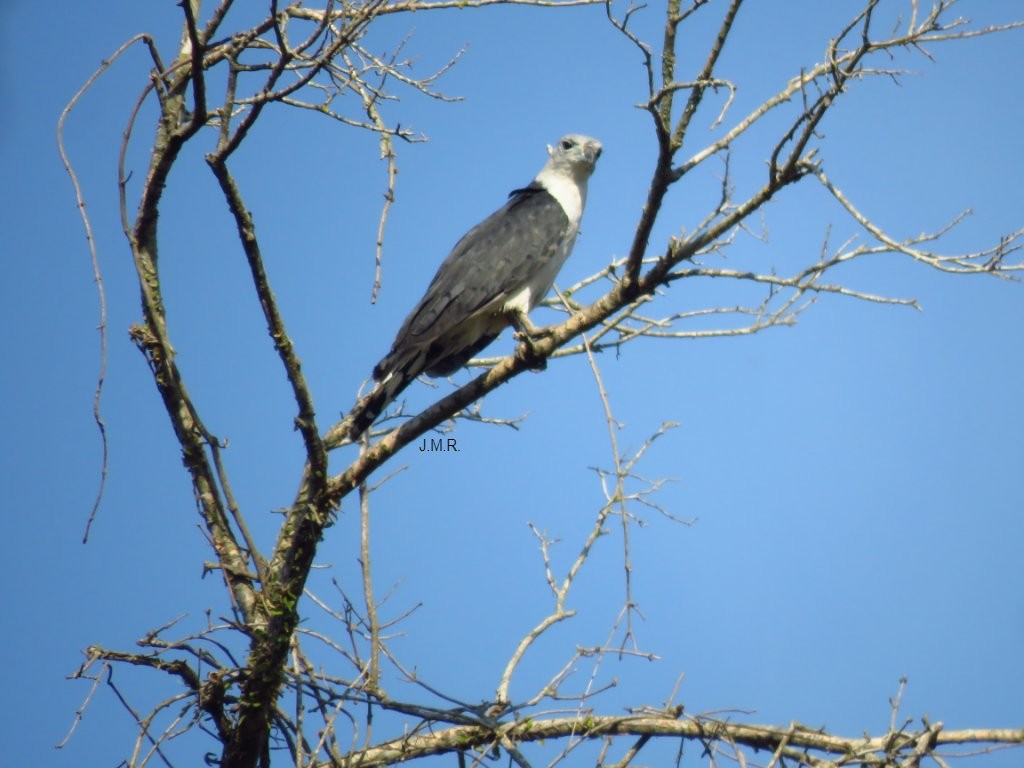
[510,309,552,341]
[509,310,548,370]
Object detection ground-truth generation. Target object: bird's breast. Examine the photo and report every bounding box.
[501,223,579,315]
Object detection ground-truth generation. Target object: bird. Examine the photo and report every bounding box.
[347,133,603,440]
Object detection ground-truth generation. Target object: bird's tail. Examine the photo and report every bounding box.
[346,348,425,441]
[346,385,392,442]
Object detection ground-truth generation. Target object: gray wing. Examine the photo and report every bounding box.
[374,184,569,380]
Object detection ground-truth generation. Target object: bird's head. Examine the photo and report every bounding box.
[545,134,603,181]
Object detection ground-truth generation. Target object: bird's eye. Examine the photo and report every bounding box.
[560,139,575,151]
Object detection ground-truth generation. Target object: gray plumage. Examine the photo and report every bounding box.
[349,134,603,439]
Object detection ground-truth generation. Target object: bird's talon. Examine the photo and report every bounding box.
[517,337,548,371]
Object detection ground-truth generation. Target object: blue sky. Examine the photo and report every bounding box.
[2,1,1022,766]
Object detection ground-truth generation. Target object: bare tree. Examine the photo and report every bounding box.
[58,1,1023,767]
